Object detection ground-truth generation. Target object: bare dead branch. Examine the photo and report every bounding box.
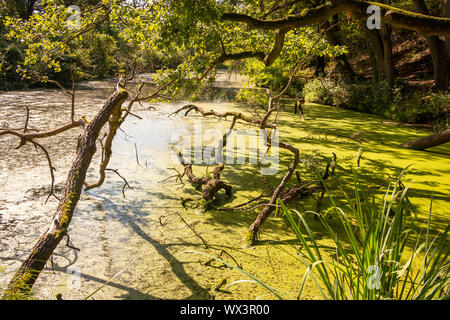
[169,104,275,129]
[135,79,174,102]
[1,128,60,202]
[23,106,30,133]
[174,211,209,249]
[71,67,76,123]
[105,168,132,198]
[65,233,80,252]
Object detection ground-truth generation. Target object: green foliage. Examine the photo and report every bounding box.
[302,77,350,107]
[247,58,305,95]
[241,26,347,95]
[81,32,119,78]
[393,92,450,128]
[236,87,269,108]
[0,0,447,123]
[302,77,449,130]
[303,78,334,105]
[0,41,25,88]
[345,81,402,117]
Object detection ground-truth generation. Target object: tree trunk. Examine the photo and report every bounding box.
[444,0,450,59]
[364,28,385,82]
[380,22,396,86]
[366,38,380,82]
[84,93,123,190]
[314,23,326,77]
[2,89,128,299]
[324,17,358,79]
[314,55,326,77]
[401,128,450,150]
[427,36,449,91]
[414,0,449,91]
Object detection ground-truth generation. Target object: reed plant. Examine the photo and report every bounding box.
[191,169,449,300]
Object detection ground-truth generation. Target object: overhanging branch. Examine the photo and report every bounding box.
[222,0,450,36]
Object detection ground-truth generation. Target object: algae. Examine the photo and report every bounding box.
[1,85,448,300]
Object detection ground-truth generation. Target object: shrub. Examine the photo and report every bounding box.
[389,92,449,129]
[302,78,331,104]
[236,87,269,108]
[303,77,352,107]
[0,41,25,89]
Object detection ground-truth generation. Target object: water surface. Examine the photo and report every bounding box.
[0,78,449,300]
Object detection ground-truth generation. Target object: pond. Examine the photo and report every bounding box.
[0,76,449,300]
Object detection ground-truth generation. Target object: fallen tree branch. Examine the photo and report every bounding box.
[0,121,84,141]
[173,25,338,246]
[212,193,272,212]
[401,128,450,150]
[84,92,124,190]
[0,67,89,202]
[169,104,276,129]
[3,88,129,299]
[176,152,232,205]
[0,122,86,202]
[245,139,300,246]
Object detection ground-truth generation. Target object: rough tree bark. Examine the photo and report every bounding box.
[245,140,300,246]
[2,89,129,299]
[314,55,326,77]
[177,153,233,201]
[84,93,124,190]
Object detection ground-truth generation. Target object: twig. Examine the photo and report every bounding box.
[65,233,80,252]
[213,193,271,211]
[133,143,142,167]
[105,168,131,198]
[204,249,242,269]
[2,129,58,202]
[23,107,30,133]
[135,79,174,102]
[174,212,209,249]
[71,67,76,123]
[83,252,144,300]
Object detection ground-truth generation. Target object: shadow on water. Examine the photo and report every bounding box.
[1,79,448,300]
[86,193,212,299]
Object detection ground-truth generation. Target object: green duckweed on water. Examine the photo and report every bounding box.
[158,101,449,300]
[0,95,448,300]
